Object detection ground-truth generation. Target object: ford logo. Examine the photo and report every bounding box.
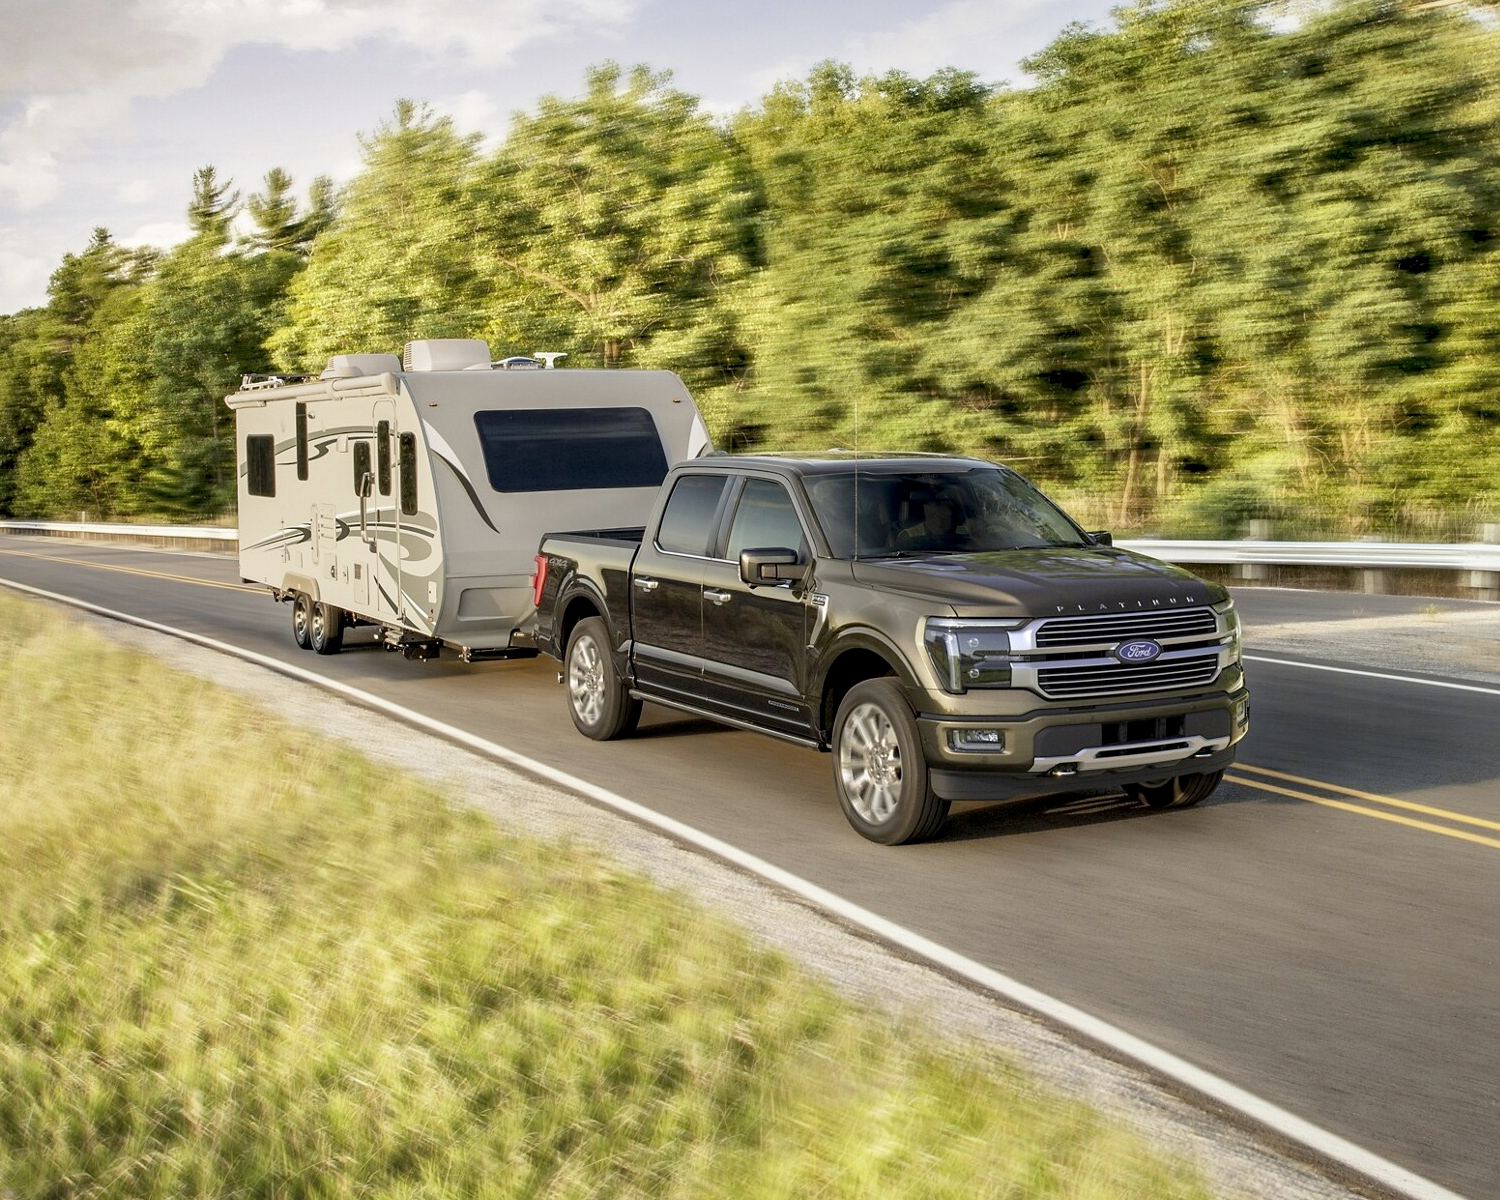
[1114,638,1162,664]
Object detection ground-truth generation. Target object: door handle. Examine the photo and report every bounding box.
[704,589,732,606]
[634,577,660,592]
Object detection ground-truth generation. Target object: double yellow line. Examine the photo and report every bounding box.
[1228,763,1500,852]
[0,546,261,594]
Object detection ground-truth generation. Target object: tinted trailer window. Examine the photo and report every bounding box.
[474,407,669,493]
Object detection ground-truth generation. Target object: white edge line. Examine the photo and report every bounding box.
[1245,654,1500,698]
[0,575,1471,1200]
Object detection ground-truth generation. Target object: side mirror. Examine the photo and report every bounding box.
[739,547,808,588]
[1088,530,1113,546]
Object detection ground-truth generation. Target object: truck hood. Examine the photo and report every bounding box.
[848,546,1225,617]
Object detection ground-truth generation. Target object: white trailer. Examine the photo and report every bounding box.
[227,338,712,659]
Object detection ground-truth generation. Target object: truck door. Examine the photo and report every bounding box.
[699,476,815,739]
[629,472,730,708]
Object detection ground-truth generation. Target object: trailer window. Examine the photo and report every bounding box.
[377,420,392,495]
[246,435,275,497]
[295,403,309,481]
[399,432,418,515]
[353,441,372,494]
[473,407,669,493]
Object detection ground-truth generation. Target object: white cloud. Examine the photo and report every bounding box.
[115,179,159,204]
[0,0,640,209]
[742,0,1086,99]
[119,219,193,251]
[0,244,55,313]
[435,89,501,144]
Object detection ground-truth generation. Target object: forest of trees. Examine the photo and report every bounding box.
[2,0,1497,537]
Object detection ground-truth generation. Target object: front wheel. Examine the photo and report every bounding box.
[832,679,949,845]
[1128,769,1224,809]
[566,616,641,740]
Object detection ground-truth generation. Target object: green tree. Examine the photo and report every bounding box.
[473,63,760,426]
[270,101,486,370]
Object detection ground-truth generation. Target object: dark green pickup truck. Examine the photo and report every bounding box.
[534,452,1249,844]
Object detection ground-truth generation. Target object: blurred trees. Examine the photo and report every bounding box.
[0,0,1497,534]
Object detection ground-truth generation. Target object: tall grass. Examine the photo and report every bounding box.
[0,593,1212,1199]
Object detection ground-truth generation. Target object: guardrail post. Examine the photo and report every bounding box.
[1239,520,1271,581]
[1473,524,1500,601]
[1361,569,1387,595]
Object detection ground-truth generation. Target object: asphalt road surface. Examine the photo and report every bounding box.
[3,538,1498,1198]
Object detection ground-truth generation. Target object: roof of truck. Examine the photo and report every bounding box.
[696,451,1004,476]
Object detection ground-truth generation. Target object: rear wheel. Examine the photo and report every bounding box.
[566,616,641,740]
[1128,769,1224,809]
[291,592,313,650]
[310,601,344,655]
[832,679,949,845]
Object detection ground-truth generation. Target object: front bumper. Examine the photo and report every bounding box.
[914,678,1249,803]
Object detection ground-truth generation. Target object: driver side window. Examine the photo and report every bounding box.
[725,478,807,562]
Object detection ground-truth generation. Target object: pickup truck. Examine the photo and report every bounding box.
[533,453,1249,844]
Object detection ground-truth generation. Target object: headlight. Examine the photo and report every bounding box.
[1213,598,1242,662]
[923,618,1024,694]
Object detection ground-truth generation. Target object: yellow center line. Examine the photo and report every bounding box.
[1236,762,1500,834]
[0,547,261,593]
[1224,774,1500,853]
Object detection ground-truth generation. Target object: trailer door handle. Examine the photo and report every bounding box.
[634,577,660,592]
[704,589,732,606]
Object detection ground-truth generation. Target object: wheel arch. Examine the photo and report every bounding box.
[816,630,919,743]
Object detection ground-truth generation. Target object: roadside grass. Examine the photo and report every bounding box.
[0,593,1214,1199]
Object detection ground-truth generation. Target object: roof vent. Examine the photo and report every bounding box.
[402,338,492,372]
[320,353,402,380]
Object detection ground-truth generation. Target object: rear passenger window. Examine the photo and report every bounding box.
[725,479,806,561]
[655,474,728,556]
[246,435,275,497]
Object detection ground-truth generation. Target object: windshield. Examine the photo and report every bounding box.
[801,467,1088,559]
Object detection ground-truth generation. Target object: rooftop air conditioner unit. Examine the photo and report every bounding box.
[403,339,491,372]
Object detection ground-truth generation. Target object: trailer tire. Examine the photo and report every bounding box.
[832,679,949,844]
[291,592,314,650]
[566,616,640,740]
[310,601,345,655]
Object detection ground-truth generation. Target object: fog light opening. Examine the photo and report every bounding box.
[949,727,1005,752]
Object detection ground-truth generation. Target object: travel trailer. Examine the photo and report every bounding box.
[227,338,712,659]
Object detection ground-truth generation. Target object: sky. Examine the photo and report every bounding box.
[0,0,1119,315]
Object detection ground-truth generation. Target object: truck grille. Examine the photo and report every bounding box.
[1035,607,1218,648]
[1036,652,1223,699]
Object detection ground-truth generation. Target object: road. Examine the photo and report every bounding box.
[3,538,1498,1198]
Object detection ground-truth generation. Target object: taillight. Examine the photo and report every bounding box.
[531,554,549,608]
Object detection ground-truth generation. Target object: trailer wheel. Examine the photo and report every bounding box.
[566,616,640,740]
[832,679,949,844]
[291,592,313,650]
[1129,769,1224,809]
[310,601,345,655]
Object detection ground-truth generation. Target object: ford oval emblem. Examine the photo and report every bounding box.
[1114,638,1162,664]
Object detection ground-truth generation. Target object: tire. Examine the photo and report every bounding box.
[1128,769,1224,809]
[310,601,345,655]
[565,616,641,740]
[832,678,950,845]
[291,592,313,650]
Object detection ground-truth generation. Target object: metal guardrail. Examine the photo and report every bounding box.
[2,521,1496,592]
[0,520,237,544]
[1117,538,1500,573]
